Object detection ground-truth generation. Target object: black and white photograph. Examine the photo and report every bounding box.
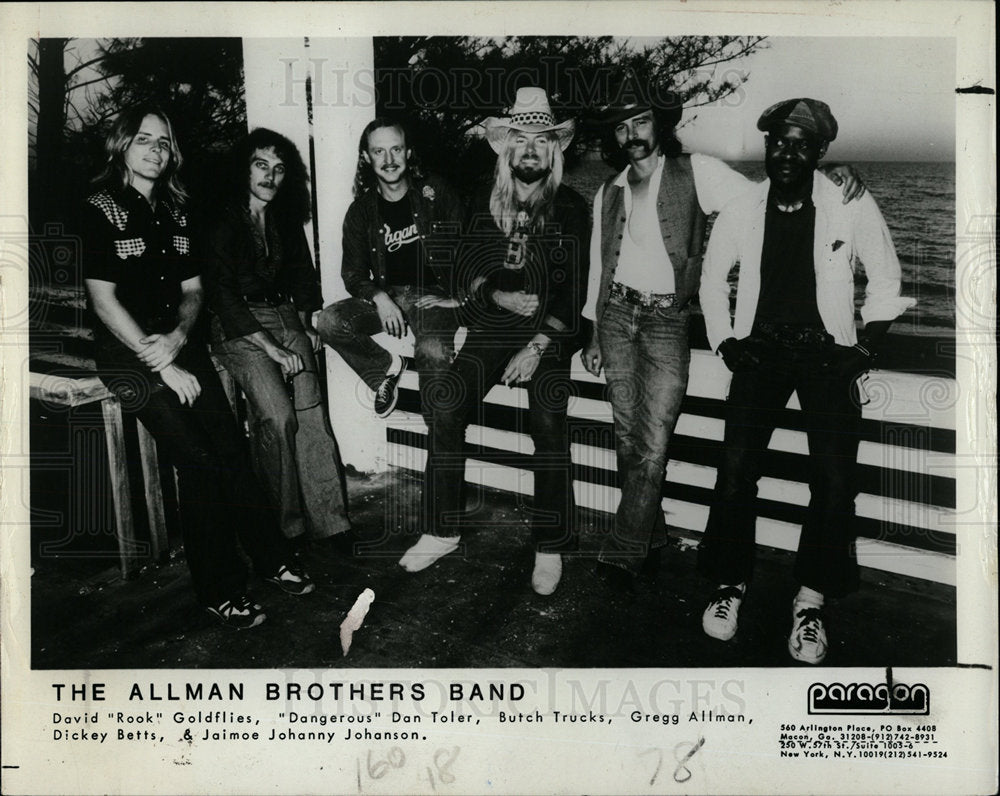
[1,2,995,794]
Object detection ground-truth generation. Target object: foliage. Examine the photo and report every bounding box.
[28,35,765,221]
[373,36,768,188]
[28,38,247,225]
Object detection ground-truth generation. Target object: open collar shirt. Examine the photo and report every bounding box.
[582,153,752,320]
[699,171,916,351]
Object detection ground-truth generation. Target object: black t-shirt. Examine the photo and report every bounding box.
[379,193,431,288]
[755,194,824,327]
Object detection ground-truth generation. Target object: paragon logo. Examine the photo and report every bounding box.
[808,671,929,715]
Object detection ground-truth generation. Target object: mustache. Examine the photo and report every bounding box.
[623,139,650,150]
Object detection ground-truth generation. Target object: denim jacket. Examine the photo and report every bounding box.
[341,174,463,301]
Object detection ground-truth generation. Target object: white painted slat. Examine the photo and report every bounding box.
[386,442,956,586]
[404,349,956,431]
[387,409,953,509]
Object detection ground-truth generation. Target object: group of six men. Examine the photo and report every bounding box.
[82,81,912,664]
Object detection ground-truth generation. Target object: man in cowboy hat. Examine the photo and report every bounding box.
[697,98,913,663]
[316,117,463,420]
[580,83,864,590]
[399,86,589,597]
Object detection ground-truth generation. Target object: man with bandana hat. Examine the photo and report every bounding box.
[581,84,865,591]
[697,98,915,663]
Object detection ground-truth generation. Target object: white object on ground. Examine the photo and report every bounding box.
[339,588,375,657]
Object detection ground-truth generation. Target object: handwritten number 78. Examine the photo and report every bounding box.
[641,738,705,786]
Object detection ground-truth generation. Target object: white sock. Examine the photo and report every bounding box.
[794,585,824,609]
[531,553,563,596]
[398,534,460,572]
[721,582,746,595]
[385,354,404,378]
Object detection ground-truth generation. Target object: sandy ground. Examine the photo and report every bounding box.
[30,469,955,670]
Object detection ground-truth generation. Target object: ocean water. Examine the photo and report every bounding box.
[562,159,956,338]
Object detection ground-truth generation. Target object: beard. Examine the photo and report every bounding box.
[511,162,550,185]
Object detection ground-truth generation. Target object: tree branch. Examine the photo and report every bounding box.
[68,74,118,93]
[65,54,108,80]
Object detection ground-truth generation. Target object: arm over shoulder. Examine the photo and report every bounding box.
[691,153,754,215]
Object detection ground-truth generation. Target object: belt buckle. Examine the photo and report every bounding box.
[643,290,674,309]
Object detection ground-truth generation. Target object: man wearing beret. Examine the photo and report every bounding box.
[697,98,915,663]
[580,86,863,590]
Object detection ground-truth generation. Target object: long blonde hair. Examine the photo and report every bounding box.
[489,129,564,237]
[93,106,188,206]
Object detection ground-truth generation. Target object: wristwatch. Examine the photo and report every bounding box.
[526,341,545,357]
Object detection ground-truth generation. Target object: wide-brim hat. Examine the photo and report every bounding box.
[587,81,684,130]
[757,97,838,142]
[483,86,576,153]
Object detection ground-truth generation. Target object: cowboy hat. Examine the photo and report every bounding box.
[586,74,684,129]
[483,87,576,153]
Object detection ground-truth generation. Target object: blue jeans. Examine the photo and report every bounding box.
[597,298,691,573]
[697,336,862,596]
[212,302,350,541]
[421,329,578,552]
[315,285,458,420]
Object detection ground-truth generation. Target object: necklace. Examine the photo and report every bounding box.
[774,199,804,213]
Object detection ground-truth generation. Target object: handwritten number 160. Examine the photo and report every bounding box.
[366,747,406,779]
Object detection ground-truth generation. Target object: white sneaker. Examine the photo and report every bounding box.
[531,553,563,595]
[702,585,744,641]
[788,604,828,664]
[398,534,460,572]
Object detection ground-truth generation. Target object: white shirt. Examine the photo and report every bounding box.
[582,153,752,320]
[699,171,916,351]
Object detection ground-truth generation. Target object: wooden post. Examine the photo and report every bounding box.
[99,396,138,578]
[135,421,168,563]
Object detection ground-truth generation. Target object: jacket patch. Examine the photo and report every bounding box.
[166,203,189,227]
[87,192,129,231]
[114,238,147,259]
[173,235,190,255]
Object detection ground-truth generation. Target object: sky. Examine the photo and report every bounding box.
[39,35,956,164]
[676,37,956,161]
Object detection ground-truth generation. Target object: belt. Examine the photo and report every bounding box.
[243,289,287,307]
[752,321,832,347]
[609,281,676,309]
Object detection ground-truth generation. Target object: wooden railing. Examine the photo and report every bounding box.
[29,285,957,586]
[326,331,957,586]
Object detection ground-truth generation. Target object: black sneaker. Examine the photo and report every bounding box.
[206,596,266,629]
[373,362,406,418]
[264,564,315,596]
